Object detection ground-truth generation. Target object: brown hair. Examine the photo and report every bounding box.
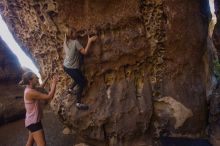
[19,71,34,85]
[66,27,78,40]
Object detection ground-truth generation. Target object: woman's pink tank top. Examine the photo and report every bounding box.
[24,92,42,127]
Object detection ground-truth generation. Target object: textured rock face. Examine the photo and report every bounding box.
[209,90,220,146]
[0,0,211,145]
[0,37,24,124]
[0,37,21,82]
[213,0,220,57]
[160,0,209,136]
[209,1,220,146]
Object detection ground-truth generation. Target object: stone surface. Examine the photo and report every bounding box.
[159,0,210,136]
[154,96,193,130]
[208,91,220,146]
[210,1,220,145]
[0,36,24,124]
[213,0,220,58]
[0,95,24,125]
[0,37,22,81]
[0,0,212,146]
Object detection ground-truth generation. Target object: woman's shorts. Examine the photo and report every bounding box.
[26,121,43,133]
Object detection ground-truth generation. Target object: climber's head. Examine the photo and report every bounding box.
[67,27,78,40]
[19,71,39,87]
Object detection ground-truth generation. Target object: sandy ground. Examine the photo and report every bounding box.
[0,109,75,146]
[0,108,213,146]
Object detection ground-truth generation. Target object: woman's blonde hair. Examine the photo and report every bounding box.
[19,71,34,85]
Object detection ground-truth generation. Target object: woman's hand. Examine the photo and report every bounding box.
[52,75,59,83]
[50,74,58,88]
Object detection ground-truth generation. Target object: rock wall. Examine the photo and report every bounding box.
[0,0,211,146]
[0,37,24,125]
[209,1,220,146]
[213,0,220,57]
[158,0,209,136]
[0,37,21,82]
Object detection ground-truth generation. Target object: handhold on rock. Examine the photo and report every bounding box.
[62,127,71,135]
[76,103,89,110]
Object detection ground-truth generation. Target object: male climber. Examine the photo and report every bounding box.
[63,28,97,110]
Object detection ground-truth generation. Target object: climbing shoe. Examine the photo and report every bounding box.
[76,103,89,110]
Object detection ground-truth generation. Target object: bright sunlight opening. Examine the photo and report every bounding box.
[0,14,42,82]
[209,0,217,23]
[208,0,217,36]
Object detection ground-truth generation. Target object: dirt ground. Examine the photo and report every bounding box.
[0,109,75,146]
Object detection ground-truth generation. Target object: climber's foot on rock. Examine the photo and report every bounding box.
[76,103,89,110]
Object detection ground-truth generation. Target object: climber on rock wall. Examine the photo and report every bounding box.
[63,27,97,110]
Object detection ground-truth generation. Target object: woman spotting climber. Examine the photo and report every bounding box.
[20,72,58,146]
[63,28,97,110]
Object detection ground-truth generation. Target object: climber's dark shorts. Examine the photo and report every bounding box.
[26,121,43,133]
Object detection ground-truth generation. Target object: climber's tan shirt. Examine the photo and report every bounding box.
[63,39,83,69]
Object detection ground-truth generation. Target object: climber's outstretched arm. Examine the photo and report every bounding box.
[79,35,97,55]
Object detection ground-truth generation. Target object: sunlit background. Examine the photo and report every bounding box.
[210,0,215,12]
[210,0,216,22]
[0,15,41,82]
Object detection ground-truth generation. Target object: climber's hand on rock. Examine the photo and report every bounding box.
[52,74,59,83]
[88,35,97,43]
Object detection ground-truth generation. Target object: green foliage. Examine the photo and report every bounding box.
[213,60,220,78]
